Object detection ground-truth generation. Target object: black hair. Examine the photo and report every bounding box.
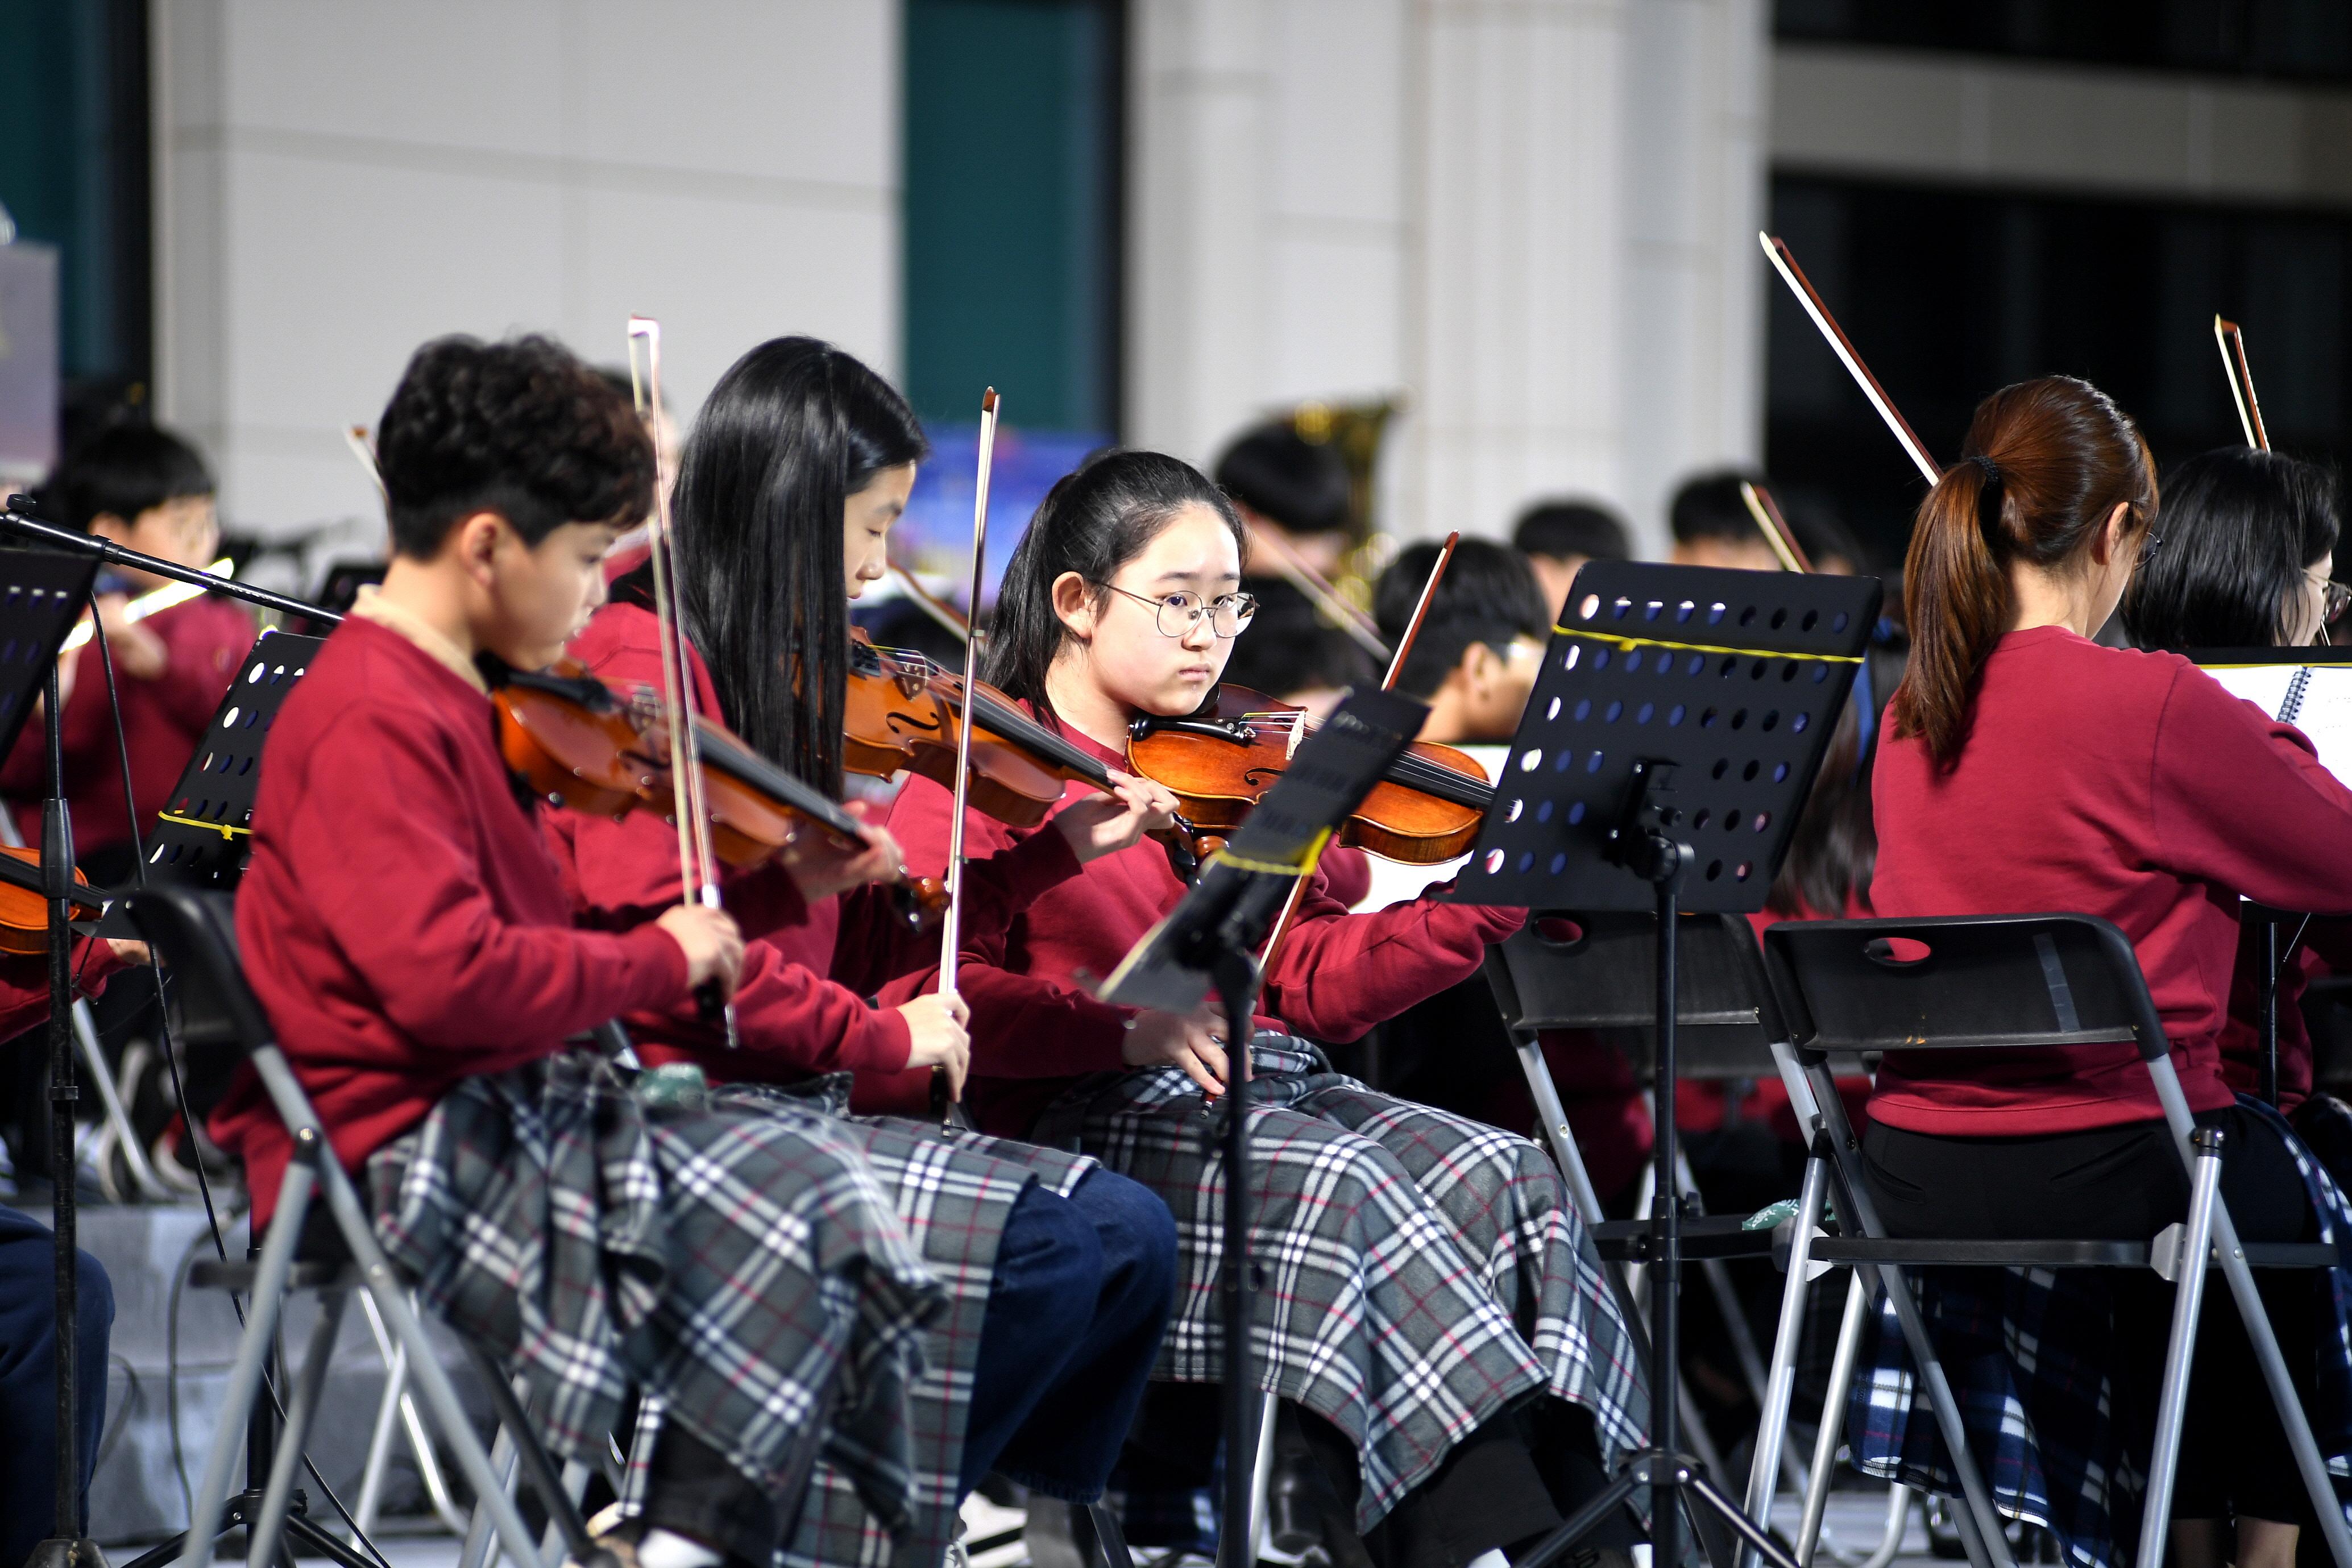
[1221,581,1382,698]
[1767,628,1909,919]
[1512,499,1630,565]
[666,336,929,796]
[1668,468,1766,546]
[375,334,653,558]
[1372,538,1549,700]
[986,449,1246,716]
[45,422,214,532]
[1786,497,1869,573]
[2122,447,2341,650]
[1213,423,1352,536]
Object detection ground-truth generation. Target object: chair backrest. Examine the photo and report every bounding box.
[1482,911,1789,1078]
[1761,913,2167,1065]
[123,884,273,1119]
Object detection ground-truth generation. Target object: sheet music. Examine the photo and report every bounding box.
[2206,662,2352,784]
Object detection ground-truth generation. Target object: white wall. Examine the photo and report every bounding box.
[153,0,903,540]
[1774,42,2352,208]
[1125,0,1770,553]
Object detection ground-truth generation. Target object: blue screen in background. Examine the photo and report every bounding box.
[893,423,1108,609]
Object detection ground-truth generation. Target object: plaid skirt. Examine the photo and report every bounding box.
[1849,1096,2352,1568]
[366,1052,945,1534]
[621,1077,1101,1568]
[1033,1038,1649,1533]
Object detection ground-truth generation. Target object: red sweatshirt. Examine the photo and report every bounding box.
[209,615,803,1223]
[1870,625,2352,1135]
[546,603,1087,1100]
[887,717,1526,1138]
[3,596,254,861]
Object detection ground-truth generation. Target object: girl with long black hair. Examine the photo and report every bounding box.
[2122,447,2352,1131]
[886,449,1647,1568]
[543,337,1183,1568]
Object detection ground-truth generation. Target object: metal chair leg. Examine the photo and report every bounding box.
[1246,1391,1279,1566]
[2133,1130,2225,1568]
[352,1287,469,1537]
[182,1161,316,1563]
[1857,1486,1913,1568]
[248,1289,350,1568]
[1743,1151,1830,1566]
[458,1424,520,1568]
[467,1343,599,1566]
[1795,1274,1870,1568]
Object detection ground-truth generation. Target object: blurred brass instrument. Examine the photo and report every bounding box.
[1279,395,1406,625]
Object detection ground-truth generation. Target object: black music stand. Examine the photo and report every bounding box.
[1447,562,1880,1568]
[0,506,343,1568]
[0,546,105,1568]
[142,630,327,890]
[1098,686,1429,1568]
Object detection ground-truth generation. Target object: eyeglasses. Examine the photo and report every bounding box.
[1098,583,1259,638]
[2135,530,2164,570]
[2307,569,2352,624]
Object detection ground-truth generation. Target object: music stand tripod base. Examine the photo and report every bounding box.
[1446,562,1880,1568]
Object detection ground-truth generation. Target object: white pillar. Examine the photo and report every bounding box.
[1125,0,1276,465]
[1619,0,1769,557]
[1399,0,1629,542]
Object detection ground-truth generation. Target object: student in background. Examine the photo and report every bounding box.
[1221,583,1382,721]
[1667,471,1869,578]
[1,424,251,885]
[1370,539,1546,754]
[1214,422,1354,580]
[1512,498,1631,614]
[2122,447,2352,1160]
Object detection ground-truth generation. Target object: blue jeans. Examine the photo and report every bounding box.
[961,1169,1176,1499]
[0,1204,113,1561]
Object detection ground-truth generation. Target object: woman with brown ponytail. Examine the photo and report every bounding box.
[1864,376,2352,1568]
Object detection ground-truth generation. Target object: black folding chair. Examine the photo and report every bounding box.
[122,883,612,1568]
[1761,914,2352,1568]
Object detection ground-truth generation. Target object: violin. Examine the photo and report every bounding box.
[1127,683,1492,866]
[844,629,1140,828]
[0,848,106,959]
[494,659,947,922]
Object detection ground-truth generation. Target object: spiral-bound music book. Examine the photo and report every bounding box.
[2196,649,2352,785]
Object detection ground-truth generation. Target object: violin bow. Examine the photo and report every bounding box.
[1737,481,1812,573]
[935,387,1001,1129]
[1760,233,1944,485]
[2214,316,2271,452]
[886,562,974,643]
[1254,531,1462,981]
[628,316,738,1047]
[1245,519,1391,663]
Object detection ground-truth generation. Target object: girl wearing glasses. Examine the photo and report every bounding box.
[542,337,1188,1568]
[2121,448,2352,1156]
[1867,379,2352,1568]
[887,450,1646,1568]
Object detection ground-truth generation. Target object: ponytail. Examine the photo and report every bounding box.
[1890,376,2156,765]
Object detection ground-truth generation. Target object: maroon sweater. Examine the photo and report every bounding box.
[4,596,254,858]
[1870,625,2352,1135]
[211,616,802,1222]
[887,719,1526,1138]
[546,602,1086,1102]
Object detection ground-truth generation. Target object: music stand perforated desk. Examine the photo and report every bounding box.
[1447,561,1880,1568]
[143,629,327,891]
